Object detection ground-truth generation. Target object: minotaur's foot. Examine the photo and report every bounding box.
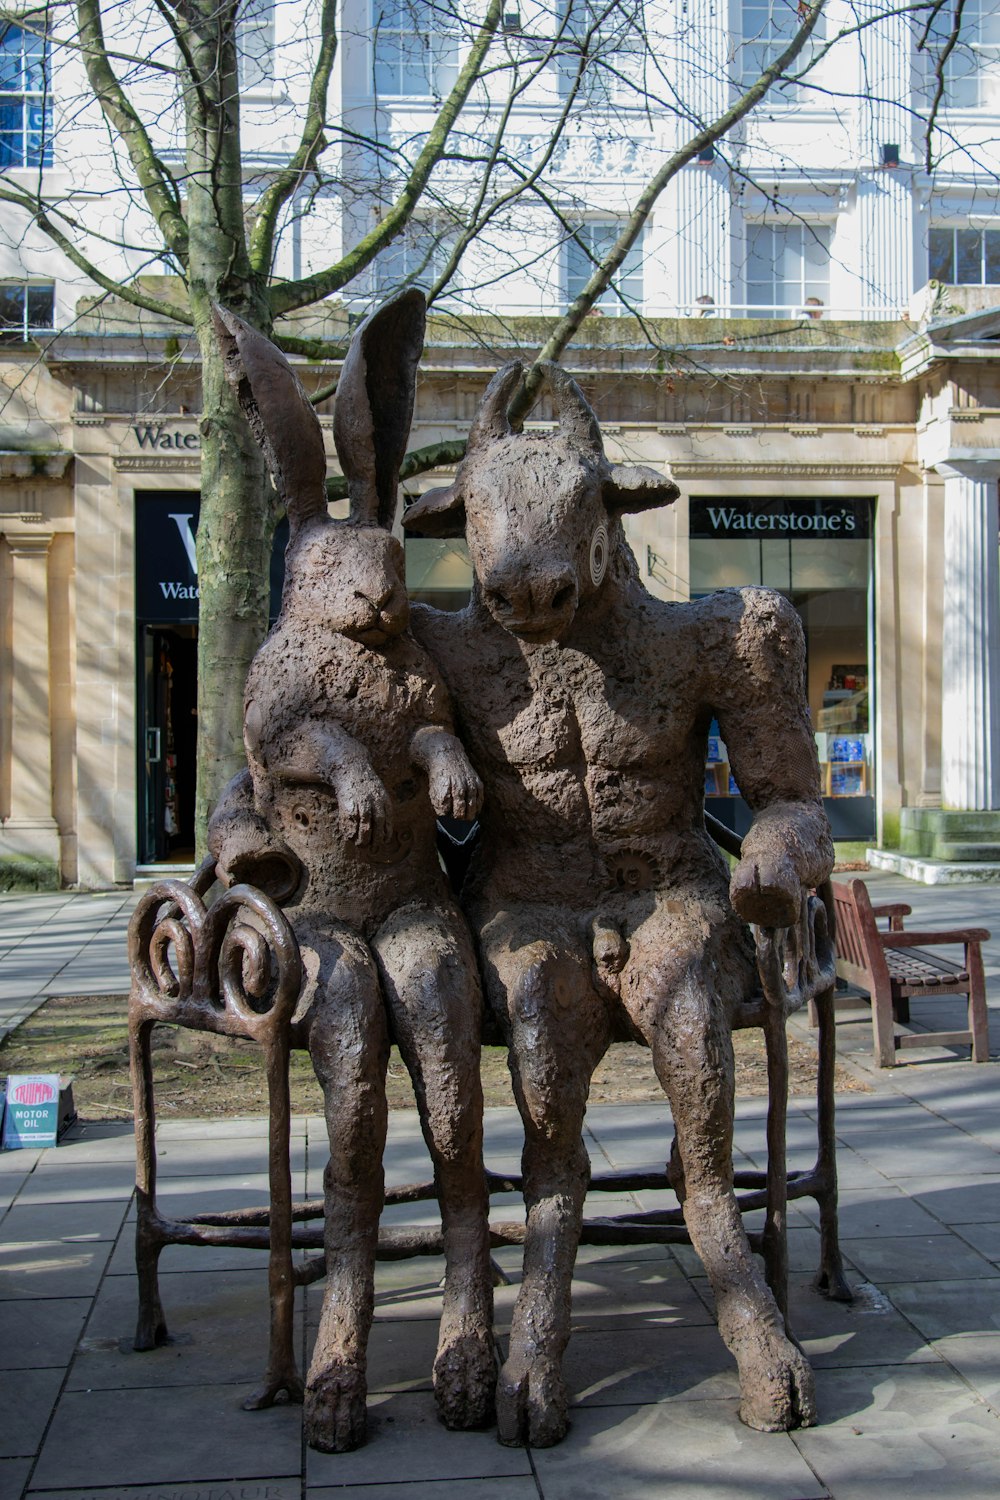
[433,1322,497,1430]
[496,1351,569,1449]
[303,1360,368,1453]
[736,1330,816,1432]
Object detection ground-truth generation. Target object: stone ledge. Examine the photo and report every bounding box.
[867,847,1000,884]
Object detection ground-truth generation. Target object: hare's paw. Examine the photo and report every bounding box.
[496,1350,569,1449]
[337,767,393,847]
[433,1321,496,1430]
[736,1330,816,1432]
[303,1360,368,1453]
[428,748,483,822]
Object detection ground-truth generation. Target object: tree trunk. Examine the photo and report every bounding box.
[183,0,273,851]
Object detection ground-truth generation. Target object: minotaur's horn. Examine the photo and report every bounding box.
[466,361,521,451]
[545,363,603,458]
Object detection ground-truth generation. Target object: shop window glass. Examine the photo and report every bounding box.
[929,225,1000,284]
[404,536,472,612]
[564,223,644,314]
[689,497,873,828]
[0,23,52,168]
[372,0,459,96]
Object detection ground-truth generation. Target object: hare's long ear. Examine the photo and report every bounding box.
[212,304,328,537]
[333,288,426,529]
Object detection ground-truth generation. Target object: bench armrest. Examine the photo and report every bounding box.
[871,901,911,933]
[881,929,990,948]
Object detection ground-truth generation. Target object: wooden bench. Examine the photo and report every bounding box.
[831,878,991,1067]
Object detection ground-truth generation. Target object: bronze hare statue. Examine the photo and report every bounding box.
[208,292,494,1453]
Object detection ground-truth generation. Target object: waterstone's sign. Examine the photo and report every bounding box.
[690,497,872,539]
[132,423,201,451]
[135,492,288,623]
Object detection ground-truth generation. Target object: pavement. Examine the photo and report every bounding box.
[0,868,999,1498]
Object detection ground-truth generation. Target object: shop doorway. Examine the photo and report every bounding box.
[139,625,198,863]
[135,490,287,867]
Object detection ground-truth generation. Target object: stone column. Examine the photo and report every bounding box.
[939,462,1000,809]
[672,0,730,313]
[2,532,60,869]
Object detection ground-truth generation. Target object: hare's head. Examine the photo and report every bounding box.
[281,523,409,645]
[212,290,426,647]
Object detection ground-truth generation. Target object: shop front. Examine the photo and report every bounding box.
[689,496,875,840]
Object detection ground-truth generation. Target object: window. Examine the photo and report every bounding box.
[0,282,55,339]
[745,222,831,317]
[0,24,52,168]
[930,225,1000,284]
[237,0,275,89]
[376,221,456,294]
[372,0,458,96]
[740,0,815,99]
[564,224,643,315]
[920,0,1000,110]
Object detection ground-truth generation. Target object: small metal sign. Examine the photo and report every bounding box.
[2,1074,75,1149]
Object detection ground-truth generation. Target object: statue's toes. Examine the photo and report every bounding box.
[496,1352,570,1449]
[737,1335,816,1432]
[433,1324,497,1430]
[303,1361,368,1453]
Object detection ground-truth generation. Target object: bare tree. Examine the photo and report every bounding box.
[1,0,910,842]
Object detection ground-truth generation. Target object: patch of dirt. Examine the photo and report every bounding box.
[0,993,867,1123]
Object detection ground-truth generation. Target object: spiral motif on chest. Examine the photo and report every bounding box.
[606,848,660,892]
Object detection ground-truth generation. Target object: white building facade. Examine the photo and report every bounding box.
[3,0,1000,883]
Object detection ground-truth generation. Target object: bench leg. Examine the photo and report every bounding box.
[762,1000,789,1325]
[811,983,852,1302]
[871,978,898,1068]
[967,946,991,1063]
[130,1011,168,1349]
[243,1026,304,1409]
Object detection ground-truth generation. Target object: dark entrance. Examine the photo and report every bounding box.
[135,491,287,865]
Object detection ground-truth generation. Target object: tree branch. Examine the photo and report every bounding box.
[75,0,190,263]
[508,0,829,423]
[248,0,339,276]
[269,0,506,316]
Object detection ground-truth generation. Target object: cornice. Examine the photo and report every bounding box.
[114,456,201,472]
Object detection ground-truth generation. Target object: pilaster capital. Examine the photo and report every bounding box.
[5,531,54,558]
[934,458,1000,483]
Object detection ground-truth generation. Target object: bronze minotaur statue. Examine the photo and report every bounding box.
[404,362,834,1446]
[208,294,495,1453]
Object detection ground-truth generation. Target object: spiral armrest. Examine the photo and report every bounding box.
[128,874,302,1042]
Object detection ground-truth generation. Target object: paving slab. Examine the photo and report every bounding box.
[883,1276,1000,1340]
[953,1220,1000,1263]
[528,1399,827,1500]
[305,1392,533,1487]
[0,1238,112,1298]
[0,1463,32,1500]
[931,1330,1000,1404]
[310,1484,540,1500]
[0,1296,90,1369]
[0,1368,64,1458]
[30,1385,301,1490]
[840,1232,999,1283]
[0,1197,129,1244]
[793,1362,1000,1499]
[67,1268,278,1393]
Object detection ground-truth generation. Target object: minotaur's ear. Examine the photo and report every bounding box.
[401,483,466,539]
[603,463,681,515]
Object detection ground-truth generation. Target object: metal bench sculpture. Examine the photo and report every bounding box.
[129,291,848,1454]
